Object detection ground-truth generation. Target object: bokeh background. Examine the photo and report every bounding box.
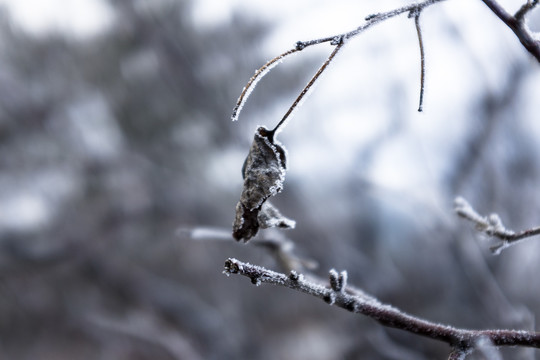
[0,0,539,359]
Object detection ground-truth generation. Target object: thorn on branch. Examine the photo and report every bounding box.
[223,258,242,275]
[413,10,426,112]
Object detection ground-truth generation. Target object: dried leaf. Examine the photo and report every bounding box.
[232,127,294,241]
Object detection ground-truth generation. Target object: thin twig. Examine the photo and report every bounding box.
[271,38,345,134]
[180,226,317,272]
[224,258,540,357]
[231,0,447,122]
[413,11,426,112]
[481,0,540,62]
[455,197,540,254]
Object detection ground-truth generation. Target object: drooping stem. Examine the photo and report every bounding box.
[414,12,426,112]
[231,0,448,122]
[224,258,540,356]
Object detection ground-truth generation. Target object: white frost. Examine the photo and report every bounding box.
[232,51,298,122]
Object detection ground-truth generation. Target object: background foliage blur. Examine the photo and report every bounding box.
[0,0,539,359]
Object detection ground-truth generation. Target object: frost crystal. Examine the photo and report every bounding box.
[233,127,295,241]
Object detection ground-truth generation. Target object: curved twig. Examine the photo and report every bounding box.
[413,11,426,112]
[224,258,540,358]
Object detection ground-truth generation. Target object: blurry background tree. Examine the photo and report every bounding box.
[0,0,538,359]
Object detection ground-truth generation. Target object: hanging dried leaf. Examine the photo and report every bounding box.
[232,127,295,242]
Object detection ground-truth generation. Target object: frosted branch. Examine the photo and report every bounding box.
[411,10,426,112]
[481,0,540,62]
[224,258,540,357]
[180,226,316,273]
[232,0,539,124]
[454,197,540,254]
[231,0,447,122]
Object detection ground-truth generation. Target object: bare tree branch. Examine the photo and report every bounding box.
[411,10,426,112]
[231,0,447,122]
[231,48,300,122]
[481,0,540,62]
[224,258,540,358]
[232,0,540,126]
[455,197,540,254]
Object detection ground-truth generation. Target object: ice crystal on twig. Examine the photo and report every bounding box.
[224,258,540,357]
[411,9,426,112]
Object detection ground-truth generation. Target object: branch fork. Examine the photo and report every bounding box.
[224,258,540,358]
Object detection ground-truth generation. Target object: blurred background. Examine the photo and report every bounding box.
[0,0,539,359]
